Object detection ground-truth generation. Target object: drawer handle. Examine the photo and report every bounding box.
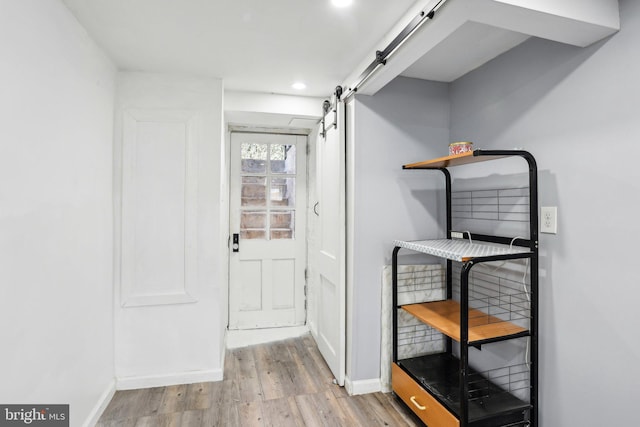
[410,396,426,411]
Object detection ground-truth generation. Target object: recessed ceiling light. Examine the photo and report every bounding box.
[292,82,307,90]
[331,0,353,8]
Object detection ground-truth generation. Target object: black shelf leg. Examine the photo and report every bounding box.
[392,246,400,364]
[460,261,473,427]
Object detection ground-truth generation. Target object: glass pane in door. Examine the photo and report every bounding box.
[270,177,295,207]
[241,143,267,173]
[241,176,266,207]
[270,210,295,240]
[270,144,296,174]
[241,210,267,240]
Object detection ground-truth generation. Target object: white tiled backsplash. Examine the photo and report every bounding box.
[396,309,444,359]
[380,264,446,392]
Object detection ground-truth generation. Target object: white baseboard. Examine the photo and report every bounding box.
[226,325,309,349]
[83,379,116,427]
[344,377,382,396]
[116,368,223,391]
[220,328,227,377]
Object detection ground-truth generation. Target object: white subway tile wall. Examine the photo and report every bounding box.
[380,264,445,392]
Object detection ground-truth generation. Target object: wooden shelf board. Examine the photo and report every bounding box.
[403,151,509,169]
[402,300,528,343]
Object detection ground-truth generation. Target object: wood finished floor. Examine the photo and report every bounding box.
[96,334,422,427]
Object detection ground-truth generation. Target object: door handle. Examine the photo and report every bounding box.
[314,202,319,216]
[410,396,426,411]
[232,233,240,252]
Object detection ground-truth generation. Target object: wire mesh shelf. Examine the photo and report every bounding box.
[452,187,530,223]
[393,238,532,262]
[467,363,531,402]
[453,261,532,329]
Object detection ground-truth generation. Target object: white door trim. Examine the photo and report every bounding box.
[345,97,355,391]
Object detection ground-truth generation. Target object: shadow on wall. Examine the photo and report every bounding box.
[388,186,445,267]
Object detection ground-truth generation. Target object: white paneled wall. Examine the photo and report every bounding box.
[114,73,226,389]
[120,109,200,307]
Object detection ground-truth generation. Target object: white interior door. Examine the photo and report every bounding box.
[315,103,346,386]
[229,132,307,329]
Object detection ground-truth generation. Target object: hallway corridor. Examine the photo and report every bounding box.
[96,334,421,426]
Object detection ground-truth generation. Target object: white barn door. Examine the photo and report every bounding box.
[315,103,346,386]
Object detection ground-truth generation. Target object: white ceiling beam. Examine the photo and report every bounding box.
[474,0,620,48]
[346,0,620,96]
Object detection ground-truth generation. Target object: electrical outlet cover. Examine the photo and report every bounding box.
[541,206,557,234]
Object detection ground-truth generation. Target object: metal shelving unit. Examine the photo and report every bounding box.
[391,150,538,427]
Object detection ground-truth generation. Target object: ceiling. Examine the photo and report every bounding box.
[61,0,620,103]
[61,0,417,98]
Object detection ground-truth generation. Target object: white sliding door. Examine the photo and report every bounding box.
[315,103,346,386]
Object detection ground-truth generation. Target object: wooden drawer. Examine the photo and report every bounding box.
[392,363,459,427]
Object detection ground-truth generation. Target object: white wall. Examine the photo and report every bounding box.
[449,0,637,424]
[0,0,116,425]
[350,77,449,383]
[113,73,226,389]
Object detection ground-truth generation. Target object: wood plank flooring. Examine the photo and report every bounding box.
[96,334,422,426]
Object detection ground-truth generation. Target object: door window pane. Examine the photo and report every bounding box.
[270,144,296,174]
[241,143,267,173]
[270,210,295,240]
[241,176,266,207]
[238,140,298,241]
[241,210,266,240]
[270,177,295,207]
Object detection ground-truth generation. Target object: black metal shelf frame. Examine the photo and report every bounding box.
[392,150,539,427]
